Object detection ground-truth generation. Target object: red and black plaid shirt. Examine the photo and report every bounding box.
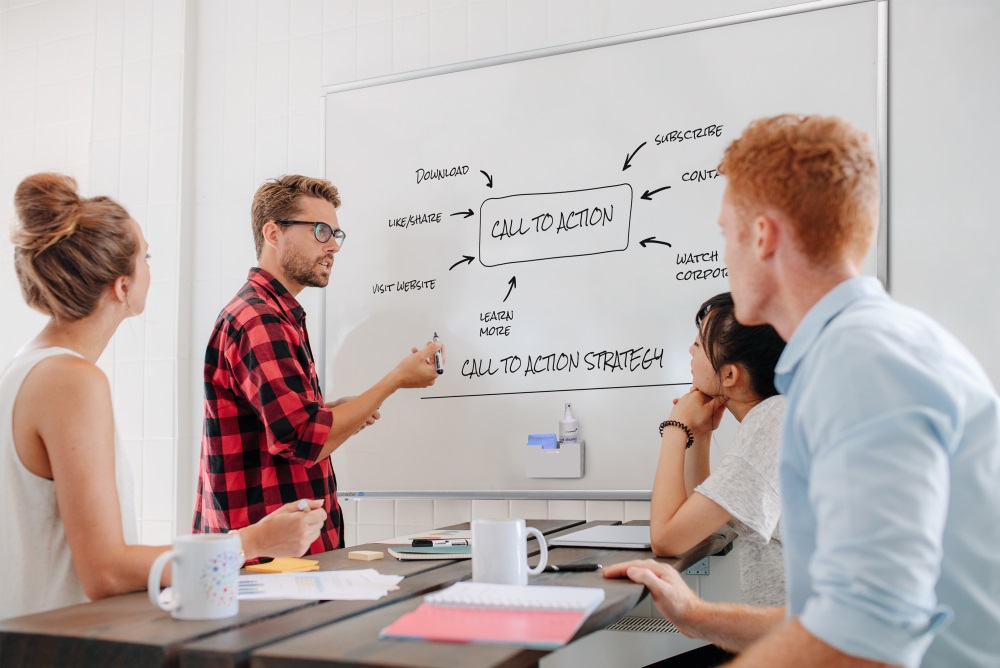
[192,268,343,553]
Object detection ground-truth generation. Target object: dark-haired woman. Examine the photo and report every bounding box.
[649,292,787,608]
[0,173,327,620]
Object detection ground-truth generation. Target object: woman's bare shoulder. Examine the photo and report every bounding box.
[21,353,111,406]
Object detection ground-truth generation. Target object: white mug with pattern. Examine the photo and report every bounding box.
[147,534,242,620]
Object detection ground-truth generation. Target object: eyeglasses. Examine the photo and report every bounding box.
[275,220,346,246]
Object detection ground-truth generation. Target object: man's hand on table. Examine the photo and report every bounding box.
[603,559,704,636]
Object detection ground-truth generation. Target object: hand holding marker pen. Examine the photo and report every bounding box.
[433,332,444,374]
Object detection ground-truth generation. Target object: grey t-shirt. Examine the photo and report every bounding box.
[695,395,786,607]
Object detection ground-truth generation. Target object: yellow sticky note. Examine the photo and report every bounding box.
[245,557,320,573]
[349,550,384,561]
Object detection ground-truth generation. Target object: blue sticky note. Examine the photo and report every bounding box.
[528,433,559,449]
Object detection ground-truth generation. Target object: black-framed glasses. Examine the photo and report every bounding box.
[275,220,346,246]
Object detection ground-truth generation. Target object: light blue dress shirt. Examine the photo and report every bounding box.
[775,277,1000,667]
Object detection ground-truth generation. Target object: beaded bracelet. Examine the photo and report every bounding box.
[659,420,695,448]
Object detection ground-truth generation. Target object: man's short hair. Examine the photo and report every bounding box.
[251,175,341,259]
[718,114,879,266]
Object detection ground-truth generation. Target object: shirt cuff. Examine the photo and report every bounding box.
[800,593,952,667]
[290,404,333,466]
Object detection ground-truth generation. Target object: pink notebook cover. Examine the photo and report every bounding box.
[380,604,589,649]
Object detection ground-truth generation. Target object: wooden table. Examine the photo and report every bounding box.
[0,520,579,667]
[248,522,731,668]
[0,520,732,668]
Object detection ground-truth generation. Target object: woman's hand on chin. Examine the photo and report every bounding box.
[669,388,727,434]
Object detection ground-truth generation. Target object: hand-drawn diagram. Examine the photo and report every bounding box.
[321,0,881,493]
[366,123,732,397]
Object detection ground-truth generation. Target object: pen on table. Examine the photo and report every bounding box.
[411,539,469,547]
[542,564,603,573]
[432,332,444,374]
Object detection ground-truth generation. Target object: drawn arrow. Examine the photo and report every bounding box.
[639,237,673,248]
[503,276,517,303]
[449,255,475,271]
[623,141,647,171]
[480,170,493,188]
[450,209,474,218]
[641,186,671,200]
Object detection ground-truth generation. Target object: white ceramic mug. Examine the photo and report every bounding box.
[147,534,242,620]
[471,518,548,585]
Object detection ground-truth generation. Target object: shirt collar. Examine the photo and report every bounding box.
[248,267,306,323]
[774,276,886,392]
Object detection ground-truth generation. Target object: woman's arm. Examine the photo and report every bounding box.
[17,356,327,601]
[684,431,712,497]
[20,356,166,599]
[650,390,732,556]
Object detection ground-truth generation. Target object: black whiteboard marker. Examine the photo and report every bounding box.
[433,332,444,374]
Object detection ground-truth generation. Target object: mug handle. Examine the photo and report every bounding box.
[526,527,548,575]
[148,549,180,611]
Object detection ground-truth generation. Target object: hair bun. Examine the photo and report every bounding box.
[12,172,135,322]
[13,173,83,253]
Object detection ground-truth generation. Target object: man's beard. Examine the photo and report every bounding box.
[281,250,331,288]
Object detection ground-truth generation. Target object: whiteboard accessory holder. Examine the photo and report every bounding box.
[526,440,584,479]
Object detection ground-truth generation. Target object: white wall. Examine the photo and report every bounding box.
[1,0,997,561]
[888,0,1000,380]
[0,0,185,545]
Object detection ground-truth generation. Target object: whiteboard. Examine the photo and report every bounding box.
[322,1,885,497]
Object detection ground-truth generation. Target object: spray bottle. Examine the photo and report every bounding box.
[559,403,579,443]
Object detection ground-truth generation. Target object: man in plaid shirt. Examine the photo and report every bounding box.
[192,175,443,554]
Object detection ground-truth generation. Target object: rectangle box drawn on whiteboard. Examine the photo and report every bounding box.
[479,184,633,267]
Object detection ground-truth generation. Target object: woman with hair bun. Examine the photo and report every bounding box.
[0,173,327,620]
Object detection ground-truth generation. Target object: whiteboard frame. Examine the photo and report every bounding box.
[319,0,889,500]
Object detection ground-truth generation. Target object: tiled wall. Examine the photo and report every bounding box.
[0,0,185,545]
[0,0,96,365]
[341,497,653,548]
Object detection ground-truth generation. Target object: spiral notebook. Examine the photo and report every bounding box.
[380,582,605,649]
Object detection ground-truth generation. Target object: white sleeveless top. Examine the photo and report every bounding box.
[0,347,138,620]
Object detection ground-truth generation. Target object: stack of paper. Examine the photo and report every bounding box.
[238,569,403,601]
[380,581,605,649]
